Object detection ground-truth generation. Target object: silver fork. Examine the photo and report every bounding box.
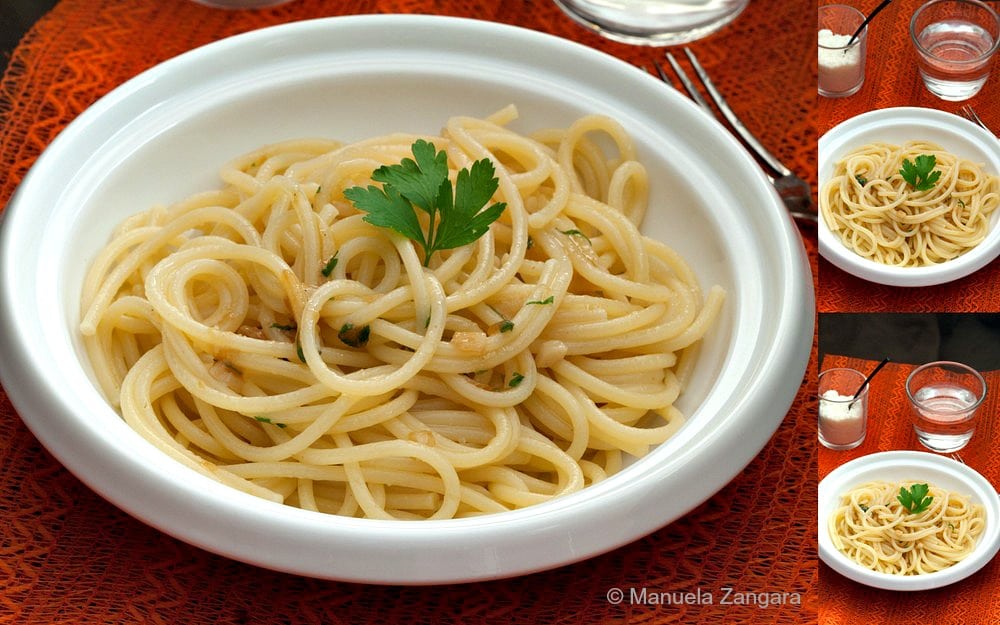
[654,48,817,225]
[959,104,997,139]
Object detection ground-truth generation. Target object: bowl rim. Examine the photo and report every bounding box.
[818,450,1000,591]
[0,14,814,583]
[817,106,1000,287]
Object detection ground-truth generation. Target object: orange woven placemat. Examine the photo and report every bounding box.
[0,1,817,623]
[817,0,1000,313]
[818,355,1000,624]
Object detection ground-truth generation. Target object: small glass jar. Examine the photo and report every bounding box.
[818,368,869,450]
[818,4,868,97]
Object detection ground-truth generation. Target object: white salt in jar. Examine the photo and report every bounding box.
[818,5,868,97]
[818,368,869,450]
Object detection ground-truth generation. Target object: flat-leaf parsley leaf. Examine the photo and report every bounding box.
[344,140,507,266]
[899,154,941,192]
[897,483,933,514]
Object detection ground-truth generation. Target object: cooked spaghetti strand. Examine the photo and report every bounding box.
[821,141,999,267]
[80,108,723,519]
[829,480,986,575]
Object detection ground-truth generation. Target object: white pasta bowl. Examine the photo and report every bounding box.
[818,107,1000,287]
[819,451,1000,591]
[0,15,813,583]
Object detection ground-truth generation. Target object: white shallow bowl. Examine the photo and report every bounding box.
[818,107,1000,287]
[0,15,813,583]
[819,451,1000,591]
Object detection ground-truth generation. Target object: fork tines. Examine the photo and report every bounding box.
[959,104,997,139]
[654,48,789,178]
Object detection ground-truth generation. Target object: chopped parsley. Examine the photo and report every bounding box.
[526,296,554,306]
[486,304,514,333]
[560,228,591,243]
[254,416,287,429]
[321,252,339,277]
[338,323,371,348]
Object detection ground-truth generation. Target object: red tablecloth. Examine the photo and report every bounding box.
[818,354,1000,624]
[818,0,1000,313]
[0,1,817,623]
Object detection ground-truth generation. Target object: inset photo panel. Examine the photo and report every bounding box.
[818,312,1000,622]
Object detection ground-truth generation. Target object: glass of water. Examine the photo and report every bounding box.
[905,361,987,453]
[910,0,1000,101]
[551,0,751,46]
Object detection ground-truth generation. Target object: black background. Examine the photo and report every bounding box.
[820,313,1000,371]
[1,0,57,74]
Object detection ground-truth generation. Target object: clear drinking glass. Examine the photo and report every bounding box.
[817,368,869,451]
[818,4,868,97]
[551,0,751,46]
[910,0,1000,101]
[906,361,987,453]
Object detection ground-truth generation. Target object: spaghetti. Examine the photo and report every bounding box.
[820,141,999,267]
[829,480,986,575]
[79,106,724,520]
